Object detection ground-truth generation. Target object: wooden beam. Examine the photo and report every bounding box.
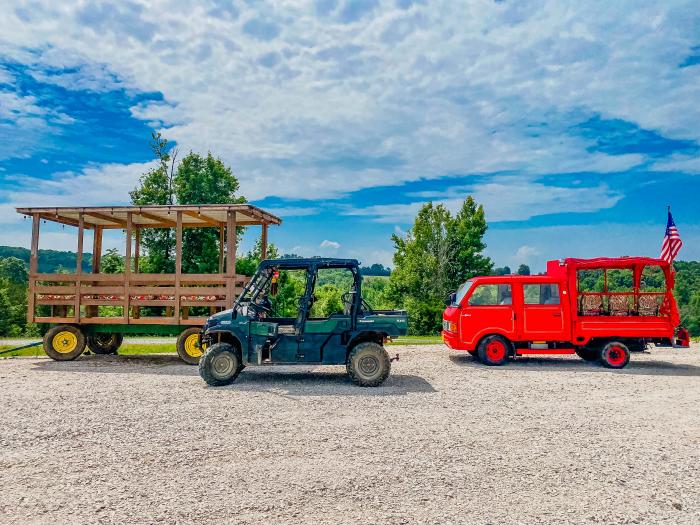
[39,213,82,229]
[226,210,236,306]
[175,211,183,323]
[84,211,127,227]
[134,228,140,274]
[136,210,177,228]
[75,214,84,322]
[92,226,103,273]
[219,226,225,274]
[28,214,40,323]
[124,212,132,323]
[183,209,222,227]
[261,222,268,260]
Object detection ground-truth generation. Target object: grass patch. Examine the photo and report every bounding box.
[0,343,177,358]
[388,335,442,345]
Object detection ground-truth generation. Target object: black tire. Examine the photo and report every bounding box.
[199,342,242,386]
[346,342,391,387]
[477,335,510,366]
[627,340,647,352]
[600,341,630,369]
[177,327,206,365]
[86,333,123,355]
[43,325,86,361]
[575,347,600,362]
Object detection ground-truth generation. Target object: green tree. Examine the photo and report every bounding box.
[130,132,178,273]
[389,198,492,334]
[517,264,531,276]
[174,152,246,274]
[0,257,28,284]
[101,249,124,274]
[493,266,511,276]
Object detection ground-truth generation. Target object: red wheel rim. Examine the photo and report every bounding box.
[606,345,626,366]
[485,340,506,361]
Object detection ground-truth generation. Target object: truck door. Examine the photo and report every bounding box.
[520,282,569,341]
[460,283,516,346]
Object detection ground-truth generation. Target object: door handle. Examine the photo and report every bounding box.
[461,313,471,317]
[552,312,562,317]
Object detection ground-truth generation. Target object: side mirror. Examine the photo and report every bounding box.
[445,292,457,307]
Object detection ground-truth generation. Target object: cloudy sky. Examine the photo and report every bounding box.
[0,0,699,271]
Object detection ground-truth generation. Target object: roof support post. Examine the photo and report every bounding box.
[124,212,132,323]
[175,211,183,322]
[92,226,103,274]
[261,222,268,261]
[27,213,40,323]
[226,210,237,304]
[219,226,225,274]
[74,213,84,322]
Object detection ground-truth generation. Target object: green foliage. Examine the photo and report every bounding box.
[516,264,531,276]
[0,246,92,274]
[101,248,125,274]
[237,239,280,276]
[270,269,307,318]
[493,266,511,276]
[360,264,391,276]
[130,132,246,275]
[388,197,492,334]
[0,257,28,284]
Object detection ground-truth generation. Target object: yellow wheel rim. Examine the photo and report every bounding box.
[184,333,204,358]
[53,331,78,354]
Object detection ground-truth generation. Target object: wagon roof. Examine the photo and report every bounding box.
[15,204,282,229]
[561,256,669,269]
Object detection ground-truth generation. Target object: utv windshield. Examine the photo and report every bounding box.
[454,280,473,306]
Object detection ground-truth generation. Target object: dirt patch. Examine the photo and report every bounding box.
[1,344,699,524]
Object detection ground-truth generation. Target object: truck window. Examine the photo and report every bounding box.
[468,284,512,306]
[523,284,560,305]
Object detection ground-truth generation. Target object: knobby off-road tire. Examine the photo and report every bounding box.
[346,342,391,387]
[199,342,242,387]
[86,333,123,355]
[177,327,206,365]
[600,341,630,369]
[477,335,510,366]
[575,347,600,362]
[43,324,86,361]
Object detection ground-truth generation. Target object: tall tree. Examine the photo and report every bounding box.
[174,152,246,274]
[130,132,178,273]
[388,198,492,334]
[517,264,531,276]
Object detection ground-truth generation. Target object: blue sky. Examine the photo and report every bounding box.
[0,0,699,271]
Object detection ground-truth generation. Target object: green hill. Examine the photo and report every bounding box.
[0,246,93,273]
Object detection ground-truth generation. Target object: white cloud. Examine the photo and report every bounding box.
[511,245,540,265]
[320,239,341,250]
[343,176,622,223]
[0,1,697,201]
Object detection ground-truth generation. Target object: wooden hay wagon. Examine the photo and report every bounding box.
[16,204,281,364]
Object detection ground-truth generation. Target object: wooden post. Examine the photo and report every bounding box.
[27,214,40,323]
[132,228,140,319]
[175,211,183,322]
[226,210,237,305]
[74,214,84,322]
[124,212,132,323]
[87,226,102,318]
[218,226,225,274]
[92,226,103,274]
[261,222,268,261]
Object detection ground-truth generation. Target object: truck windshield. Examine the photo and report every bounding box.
[454,280,473,306]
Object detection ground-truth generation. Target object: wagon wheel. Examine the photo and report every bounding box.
[177,327,206,365]
[87,333,123,355]
[43,325,86,361]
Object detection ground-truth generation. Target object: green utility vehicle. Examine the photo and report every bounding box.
[198,258,408,387]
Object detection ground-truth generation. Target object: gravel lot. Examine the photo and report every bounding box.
[1,343,699,524]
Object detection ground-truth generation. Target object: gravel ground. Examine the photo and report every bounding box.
[1,344,699,524]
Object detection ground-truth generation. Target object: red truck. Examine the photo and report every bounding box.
[442,257,689,368]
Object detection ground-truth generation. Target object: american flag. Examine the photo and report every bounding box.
[660,210,682,263]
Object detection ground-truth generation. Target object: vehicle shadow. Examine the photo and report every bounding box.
[32,354,437,396]
[448,353,700,377]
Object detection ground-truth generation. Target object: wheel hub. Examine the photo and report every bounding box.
[212,353,235,379]
[485,341,506,361]
[53,331,78,353]
[184,334,204,358]
[359,355,379,376]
